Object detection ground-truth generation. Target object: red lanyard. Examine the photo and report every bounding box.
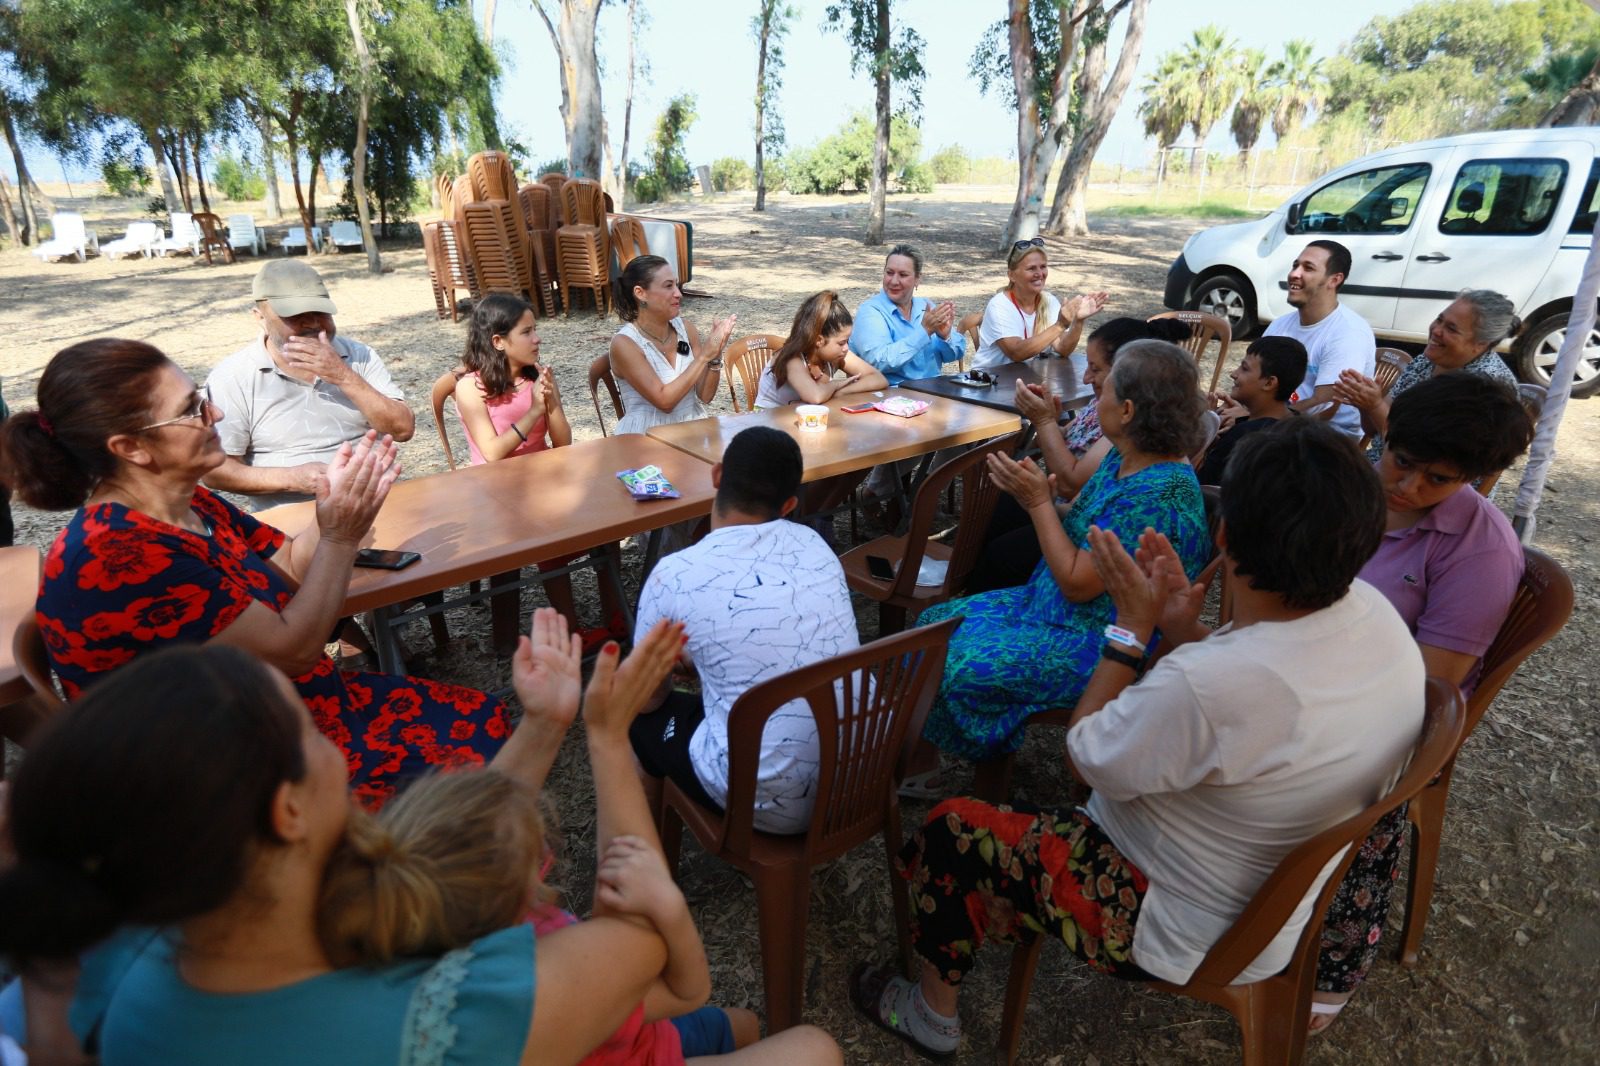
[1007,290,1036,339]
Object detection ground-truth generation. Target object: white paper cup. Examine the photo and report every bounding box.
[796,404,829,432]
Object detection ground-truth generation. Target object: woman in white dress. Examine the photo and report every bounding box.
[609,255,736,435]
[971,237,1107,371]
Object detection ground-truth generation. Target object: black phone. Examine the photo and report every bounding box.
[354,548,422,571]
[867,555,896,581]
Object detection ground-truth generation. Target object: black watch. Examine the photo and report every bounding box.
[1100,643,1145,672]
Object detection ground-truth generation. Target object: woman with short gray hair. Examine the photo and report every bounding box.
[1331,288,1521,460]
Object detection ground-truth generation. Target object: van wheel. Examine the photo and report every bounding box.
[1516,312,1600,399]
[1191,275,1256,338]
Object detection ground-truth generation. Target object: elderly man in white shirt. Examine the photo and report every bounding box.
[204,260,414,510]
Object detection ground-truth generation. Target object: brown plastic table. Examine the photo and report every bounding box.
[0,546,41,706]
[645,390,1022,481]
[257,434,718,672]
[899,355,1096,416]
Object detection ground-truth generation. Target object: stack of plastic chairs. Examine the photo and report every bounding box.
[557,178,611,316]
[517,184,560,317]
[423,221,476,322]
[539,172,567,226]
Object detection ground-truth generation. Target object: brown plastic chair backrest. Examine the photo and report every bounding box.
[435,173,454,206]
[461,200,533,297]
[717,617,961,859]
[880,433,1027,602]
[956,310,982,370]
[589,353,624,436]
[1179,678,1464,987]
[450,173,475,227]
[610,215,651,272]
[519,184,554,232]
[435,219,477,295]
[431,367,470,470]
[1149,310,1231,390]
[1462,546,1572,737]
[561,178,607,228]
[1374,347,1413,395]
[193,212,226,242]
[467,150,518,204]
[539,172,568,224]
[1189,408,1222,466]
[723,334,785,412]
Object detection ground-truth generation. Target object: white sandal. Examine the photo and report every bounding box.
[1307,998,1347,1035]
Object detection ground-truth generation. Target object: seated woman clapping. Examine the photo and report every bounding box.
[1312,372,1534,1032]
[970,238,1107,370]
[0,339,509,810]
[609,256,736,436]
[912,341,1212,769]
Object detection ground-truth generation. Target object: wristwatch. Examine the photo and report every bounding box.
[1100,644,1145,672]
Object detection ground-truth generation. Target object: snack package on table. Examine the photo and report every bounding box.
[616,464,681,499]
[873,396,930,418]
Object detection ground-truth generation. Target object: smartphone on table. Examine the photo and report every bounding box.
[354,548,422,570]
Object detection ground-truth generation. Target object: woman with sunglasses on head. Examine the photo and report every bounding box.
[609,256,737,436]
[971,237,1108,371]
[0,339,513,812]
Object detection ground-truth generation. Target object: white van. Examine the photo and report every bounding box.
[1163,128,1600,397]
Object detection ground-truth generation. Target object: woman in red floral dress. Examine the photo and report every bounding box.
[0,339,510,809]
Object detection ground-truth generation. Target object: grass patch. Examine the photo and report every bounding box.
[1092,200,1260,221]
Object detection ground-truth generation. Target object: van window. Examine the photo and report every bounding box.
[1439,158,1567,236]
[1294,164,1430,235]
[1571,159,1599,235]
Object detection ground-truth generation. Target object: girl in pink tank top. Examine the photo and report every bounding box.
[457,294,571,464]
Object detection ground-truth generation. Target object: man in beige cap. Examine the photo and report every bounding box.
[204,260,415,509]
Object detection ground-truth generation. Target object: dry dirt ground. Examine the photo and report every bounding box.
[1,189,1596,1064]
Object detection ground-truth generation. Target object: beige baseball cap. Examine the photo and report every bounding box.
[252,260,338,317]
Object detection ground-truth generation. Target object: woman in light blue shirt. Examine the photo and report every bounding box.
[849,244,964,386]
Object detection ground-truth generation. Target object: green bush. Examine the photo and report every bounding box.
[928,144,970,184]
[632,168,667,205]
[535,157,569,178]
[213,155,266,202]
[710,156,753,192]
[100,152,151,198]
[782,113,926,195]
[145,195,168,220]
[898,160,933,194]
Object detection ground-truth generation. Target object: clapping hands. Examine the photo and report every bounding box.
[1086,526,1207,641]
[1014,380,1063,425]
[921,300,956,339]
[986,451,1056,511]
[1330,369,1382,412]
[316,430,399,545]
[1061,292,1110,325]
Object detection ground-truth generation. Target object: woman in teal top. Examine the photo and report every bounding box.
[919,341,1212,761]
[0,632,690,1066]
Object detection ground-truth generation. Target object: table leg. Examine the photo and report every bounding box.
[366,607,407,675]
[639,528,666,586]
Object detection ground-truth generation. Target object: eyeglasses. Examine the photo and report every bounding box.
[1010,237,1046,254]
[136,385,218,432]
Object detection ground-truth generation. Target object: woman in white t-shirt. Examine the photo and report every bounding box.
[609,255,736,436]
[971,237,1107,371]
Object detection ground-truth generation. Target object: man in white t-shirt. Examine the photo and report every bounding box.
[850,418,1425,1058]
[630,426,860,834]
[1261,239,1375,438]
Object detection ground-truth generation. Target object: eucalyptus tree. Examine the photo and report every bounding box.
[752,0,796,212]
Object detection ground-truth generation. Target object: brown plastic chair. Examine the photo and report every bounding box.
[435,173,454,205]
[609,214,651,273]
[1373,347,1413,395]
[557,179,610,316]
[839,432,1024,634]
[657,617,961,1032]
[467,150,520,204]
[971,485,1225,802]
[539,172,568,224]
[461,200,534,299]
[955,310,982,372]
[430,367,470,470]
[1395,547,1572,968]
[422,222,468,322]
[995,678,1466,1066]
[191,212,235,265]
[1149,310,1231,391]
[518,184,559,317]
[589,353,624,436]
[723,334,785,412]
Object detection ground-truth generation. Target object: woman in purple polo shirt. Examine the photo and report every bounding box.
[1312,372,1534,1032]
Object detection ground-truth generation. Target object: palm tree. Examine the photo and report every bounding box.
[1138,53,1186,181]
[1172,25,1241,170]
[1230,48,1271,164]
[1269,39,1324,140]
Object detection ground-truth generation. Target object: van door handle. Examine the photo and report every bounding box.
[1414,253,1452,263]
[1370,252,1404,261]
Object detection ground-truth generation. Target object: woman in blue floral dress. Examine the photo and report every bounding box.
[918,340,1212,762]
[0,339,510,810]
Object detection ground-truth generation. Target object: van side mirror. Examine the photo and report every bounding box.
[1286,202,1303,232]
[1386,196,1409,220]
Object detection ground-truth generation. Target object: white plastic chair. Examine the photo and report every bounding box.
[282,226,322,254]
[329,220,363,251]
[31,213,99,262]
[155,213,201,257]
[226,214,265,256]
[100,221,161,259]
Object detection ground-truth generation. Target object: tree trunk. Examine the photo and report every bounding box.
[192,136,211,214]
[754,4,770,212]
[255,108,284,220]
[309,156,322,244]
[166,130,194,213]
[482,0,498,40]
[536,0,606,179]
[1044,0,1147,238]
[865,0,890,245]
[999,0,1088,249]
[0,173,21,246]
[144,125,182,219]
[1540,51,1600,126]
[279,97,317,250]
[0,103,37,244]
[344,0,383,273]
[617,0,637,207]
